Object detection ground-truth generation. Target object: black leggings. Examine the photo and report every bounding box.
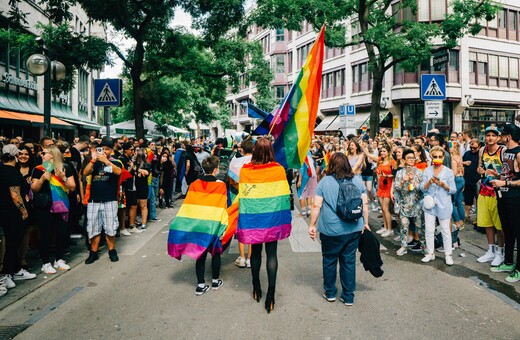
[35,208,67,264]
[251,241,278,288]
[497,197,520,270]
[195,251,221,284]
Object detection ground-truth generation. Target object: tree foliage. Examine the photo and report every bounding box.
[251,0,498,137]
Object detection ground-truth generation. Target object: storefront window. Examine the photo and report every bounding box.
[463,108,518,141]
[402,102,452,137]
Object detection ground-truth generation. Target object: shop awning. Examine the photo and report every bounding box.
[0,110,74,129]
[314,115,338,133]
[188,121,210,130]
[61,118,102,130]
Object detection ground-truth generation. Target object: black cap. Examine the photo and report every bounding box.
[100,138,113,148]
[500,124,520,141]
[122,142,133,151]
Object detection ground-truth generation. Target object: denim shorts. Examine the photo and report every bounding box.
[361,175,373,182]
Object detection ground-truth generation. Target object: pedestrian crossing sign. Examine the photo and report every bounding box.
[94,78,122,106]
[421,74,446,100]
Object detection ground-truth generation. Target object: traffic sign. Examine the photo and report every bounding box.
[339,105,356,116]
[421,74,446,100]
[94,78,122,106]
[424,100,443,119]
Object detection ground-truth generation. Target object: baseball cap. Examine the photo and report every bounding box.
[2,144,21,156]
[484,126,500,135]
[500,124,520,141]
[100,138,114,148]
[122,142,133,151]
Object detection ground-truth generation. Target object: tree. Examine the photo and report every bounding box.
[77,0,273,139]
[251,0,498,137]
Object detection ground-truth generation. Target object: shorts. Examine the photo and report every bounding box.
[125,190,138,206]
[87,201,119,238]
[361,175,373,182]
[463,183,477,206]
[136,184,149,200]
[476,195,502,230]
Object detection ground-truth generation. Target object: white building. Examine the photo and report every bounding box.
[226,0,520,139]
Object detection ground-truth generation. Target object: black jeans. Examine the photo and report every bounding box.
[195,251,221,284]
[497,197,520,270]
[0,213,24,275]
[35,208,67,264]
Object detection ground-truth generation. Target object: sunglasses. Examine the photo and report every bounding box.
[432,155,444,159]
[470,147,478,150]
[405,157,416,160]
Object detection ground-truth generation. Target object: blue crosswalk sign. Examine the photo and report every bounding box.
[421,74,446,100]
[94,79,122,106]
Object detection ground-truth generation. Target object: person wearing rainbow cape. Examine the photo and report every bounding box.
[168,156,236,295]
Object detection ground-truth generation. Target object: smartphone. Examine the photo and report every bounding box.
[96,147,103,154]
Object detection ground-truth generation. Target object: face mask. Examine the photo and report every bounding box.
[432,158,443,166]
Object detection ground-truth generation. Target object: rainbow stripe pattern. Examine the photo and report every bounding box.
[237,162,292,244]
[36,165,70,221]
[168,180,230,260]
[272,25,325,169]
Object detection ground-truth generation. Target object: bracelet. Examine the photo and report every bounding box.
[90,159,95,164]
[505,179,510,187]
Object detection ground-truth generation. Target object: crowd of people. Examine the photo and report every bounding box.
[1,123,519,309]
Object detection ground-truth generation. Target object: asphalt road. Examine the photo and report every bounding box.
[1,203,519,340]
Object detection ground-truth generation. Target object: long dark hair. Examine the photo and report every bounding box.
[251,138,275,165]
[325,152,354,180]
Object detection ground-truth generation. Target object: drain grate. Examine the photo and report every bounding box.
[0,324,31,339]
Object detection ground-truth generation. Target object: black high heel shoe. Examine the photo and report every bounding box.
[252,280,262,303]
[265,286,275,314]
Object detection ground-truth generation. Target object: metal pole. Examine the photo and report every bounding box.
[104,106,111,138]
[43,56,52,137]
[429,56,435,130]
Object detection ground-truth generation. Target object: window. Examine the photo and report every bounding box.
[274,54,285,73]
[287,51,293,74]
[276,29,284,41]
[509,11,517,31]
[499,56,509,79]
[499,9,507,29]
[259,35,270,54]
[431,1,446,21]
[275,86,285,100]
[510,58,518,80]
[418,0,429,21]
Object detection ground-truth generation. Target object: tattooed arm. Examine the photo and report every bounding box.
[10,185,28,221]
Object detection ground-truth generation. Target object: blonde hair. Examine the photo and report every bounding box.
[44,145,64,173]
[450,141,461,156]
[430,146,445,158]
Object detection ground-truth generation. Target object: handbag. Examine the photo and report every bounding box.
[423,195,435,210]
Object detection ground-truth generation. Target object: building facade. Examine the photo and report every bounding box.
[226,0,520,139]
[0,1,105,141]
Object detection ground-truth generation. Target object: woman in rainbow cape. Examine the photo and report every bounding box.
[30,145,76,274]
[167,156,237,295]
[237,137,292,314]
[296,151,317,217]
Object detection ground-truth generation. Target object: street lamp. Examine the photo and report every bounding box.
[26,39,66,137]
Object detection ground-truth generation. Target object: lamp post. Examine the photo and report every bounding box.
[26,38,66,137]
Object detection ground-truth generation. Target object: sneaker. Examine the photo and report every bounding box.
[436,246,445,253]
[5,275,16,289]
[149,218,161,222]
[322,293,336,302]
[491,251,504,267]
[85,251,99,265]
[211,279,223,290]
[505,269,520,283]
[490,263,515,273]
[477,250,496,263]
[195,285,210,295]
[139,224,147,230]
[393,235,401,242]
[301,210,307,217]
[127,227,143,234]
[53,259,70,271]
[407,239,418,247]
[381,229,394,238]
[41,262,57,274]
[339,297,353,306]
[120,229,132,236]
[410,242,422,252]
[234,256,246,268]
[108,249,119,262]
[396,247,407,256]
[12,268,36,280]
[246,258,251,268]
[376,228,386,235]
[445,255,454,266]
[371,203,378,212]
[421,253,435,263]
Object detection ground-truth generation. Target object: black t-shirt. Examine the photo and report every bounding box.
[119,155,135,190]
[463,151,480,185]
[70,147,82,173]
[135,162,151,191]
[0,164,24,213]
[89,159,122,201]
[31,164,74,196]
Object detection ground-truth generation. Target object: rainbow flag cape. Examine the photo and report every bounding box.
[272,25,325,169]
[167,179,231,260]
[36,165,69,221]
[324,151,331,170]
[237,162,292,244]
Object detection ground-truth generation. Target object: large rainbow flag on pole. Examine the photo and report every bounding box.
[272,25,325,169]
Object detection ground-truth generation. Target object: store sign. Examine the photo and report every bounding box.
[1,73,38,90]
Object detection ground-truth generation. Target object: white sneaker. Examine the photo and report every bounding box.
[5,275,16,289]
[246,258,251,268]
[53,259,70,271]
[41,262,57,274]
[396,247,408,256]
[376,228,386,235]
[477,250,495,263]
[393,235,401,242]
[421,253,435,263]
[445,255,454,266]
[127,227,143,234]
[234,256,246,268]
[12,268,36,281]
[371,203,378,212]
[381,230,394,238]
[120,229,132,236]
[491,251,504,267]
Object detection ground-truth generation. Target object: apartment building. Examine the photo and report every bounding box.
[0,1,105,140]
[226,0,520,139]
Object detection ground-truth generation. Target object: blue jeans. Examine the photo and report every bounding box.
[148,177,159,220]
[452,176,465,223]
[320,231,361,304]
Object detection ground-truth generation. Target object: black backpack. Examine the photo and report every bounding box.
[335,177,363,222]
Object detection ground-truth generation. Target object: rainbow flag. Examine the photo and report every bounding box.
[36,165,70,221]
[237,162,292,244]
[272,25,325,169]
[324,151,331,170]
[167,179,231,260]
